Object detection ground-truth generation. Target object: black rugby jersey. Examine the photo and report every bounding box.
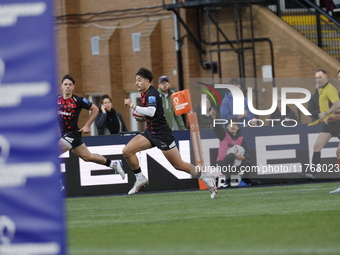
[141,85,172,135]
[57,94,92,135]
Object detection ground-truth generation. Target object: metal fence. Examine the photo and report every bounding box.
[266,0,340,61]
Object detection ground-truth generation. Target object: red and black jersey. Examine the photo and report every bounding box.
[57,94,92,135]
[141,85,172,135]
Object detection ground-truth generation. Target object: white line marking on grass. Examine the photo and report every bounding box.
[245,187,331,195]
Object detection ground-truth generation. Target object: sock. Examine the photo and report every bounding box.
[104,158,111,167]
[312,152,321,166]
[196,171,202,179]
[133,168,141,174]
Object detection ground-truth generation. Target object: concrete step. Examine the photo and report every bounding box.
[300,31,340,39]
[282,15,332,26]
[292,24,340,31]
[309,39,340,47]
[280,14,340,61]
[323,47,340,55]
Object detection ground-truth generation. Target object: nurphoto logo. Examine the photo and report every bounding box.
[200,85,311,127]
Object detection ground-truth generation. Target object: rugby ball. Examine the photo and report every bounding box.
[132,110,146,122]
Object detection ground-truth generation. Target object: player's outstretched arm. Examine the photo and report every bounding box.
[326,115,340,124]
[319,100,340,120]
[80,104,99,133]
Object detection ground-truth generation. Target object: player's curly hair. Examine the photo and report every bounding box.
[136,67,154,83]
[61,74,75,84]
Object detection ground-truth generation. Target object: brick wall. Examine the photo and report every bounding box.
[54,1,340,129]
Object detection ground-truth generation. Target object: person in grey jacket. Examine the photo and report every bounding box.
[95,94,127,135]
[157,75,186,130]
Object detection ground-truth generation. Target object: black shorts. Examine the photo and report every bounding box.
[60,130,84,150]
[141,130,176,151]
[321,121,340,138]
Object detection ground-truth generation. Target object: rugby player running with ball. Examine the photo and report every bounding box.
[122,68,217,198]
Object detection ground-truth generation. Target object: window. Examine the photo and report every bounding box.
[129,92,145,132]
[91,36,100,55]
[132,33,141,52]
[87,93,102,136]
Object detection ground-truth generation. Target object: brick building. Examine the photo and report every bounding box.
[54,0,340,132]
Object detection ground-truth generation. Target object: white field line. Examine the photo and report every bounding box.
[241,187,331,194]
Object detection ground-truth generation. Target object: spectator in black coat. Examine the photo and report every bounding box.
[95,94,128,135]
[270,96,299,126]
[193,98,219,129]
[308,86,320,122]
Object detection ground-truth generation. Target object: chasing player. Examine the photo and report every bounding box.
[57,74,125,183]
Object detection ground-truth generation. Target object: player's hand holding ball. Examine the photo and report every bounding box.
[124,99,132,107]
[124,98,145,122]
[132,111,146,122]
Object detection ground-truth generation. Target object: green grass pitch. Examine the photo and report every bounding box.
[66,182,340,255]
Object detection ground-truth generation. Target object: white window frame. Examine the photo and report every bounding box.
[129,92,144,132]
[132,33,141,52]
[87,92,102,136]
[91,36,100,55]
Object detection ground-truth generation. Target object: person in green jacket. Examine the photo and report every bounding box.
[157,75,186,130]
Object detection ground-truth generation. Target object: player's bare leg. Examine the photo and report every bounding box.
[335,143,340,168]
[313,133,332,167]
[312,132,332,167]
[314,132,332,152]
[123,135,152,169]
[72,143,107,164]
[58,140,69,154]
[162,147,217,199]
[307,132,333,179]
[122,135,152,195]
[161,147,194,174]
[329,145,340,193]
[58,140,69,191]
[72,144,125,179]
[329,143,340,194]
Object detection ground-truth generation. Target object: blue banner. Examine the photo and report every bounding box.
[0,0,66,254]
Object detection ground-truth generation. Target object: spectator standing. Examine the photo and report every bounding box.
[95,94,128,135]
[308,84,320,122]
[194,98,219,129]
[220,78,256,127]
[270,95,300,126]
[157,75,186,130]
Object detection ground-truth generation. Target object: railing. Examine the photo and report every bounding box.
[162,0,267,7]
[266,0,340,61]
